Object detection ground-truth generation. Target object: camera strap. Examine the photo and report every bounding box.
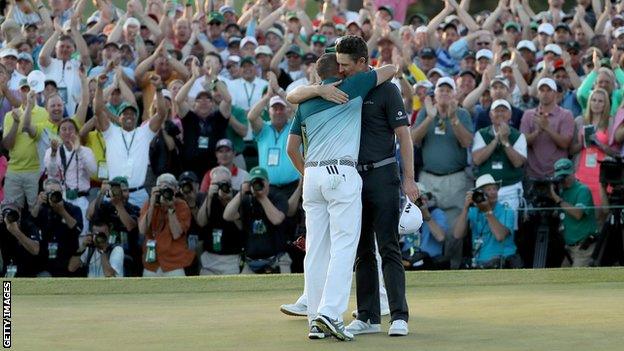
[59,146,77,187]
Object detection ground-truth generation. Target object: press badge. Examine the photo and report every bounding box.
[585,153,597,168]
[97,161,109,180]
[48,242,58,259]
[434,121,446,135]
[492,161,503,170]
[268,148,280,166]
[198,136,209,149]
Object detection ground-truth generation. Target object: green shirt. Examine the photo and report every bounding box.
[577,68,624,116]
[226,105,248,154]
[560,180,598,245]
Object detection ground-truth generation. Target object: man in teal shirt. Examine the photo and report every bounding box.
[549,158,598,267]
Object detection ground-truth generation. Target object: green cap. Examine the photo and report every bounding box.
[378,5,394,19]
[286,45,303,57]
[207,11,225,24]
[18,78,29,89]
[504,21,521,32]
[249,166,269,182]
[553,158,574,179]
[240,56,257,65]
[117,102,139,117]
[530,21,539,31]
[285,11,298,20]
[325,45,336,54]
[111,176,129,186]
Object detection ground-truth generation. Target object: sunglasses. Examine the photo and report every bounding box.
[476,41,491,46]
[311,34,327,44]
[208,21,222,26]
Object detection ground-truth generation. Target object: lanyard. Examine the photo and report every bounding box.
[272,125,286,145]
[121,130,137,157]
[59,146,78,187]
[243,81,256,109]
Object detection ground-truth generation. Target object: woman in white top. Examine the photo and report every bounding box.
[44,118,97,234]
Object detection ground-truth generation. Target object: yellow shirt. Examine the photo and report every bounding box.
[407,63,427,112]
[3,106,49,172]
[85,130,106,180]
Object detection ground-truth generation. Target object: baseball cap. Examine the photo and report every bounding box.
[178,171,199,184]
[27,70,45,93]
[435,76,456,91]
[414,80,433,90]
[286,45,303,57]
[111,176,129,186]
[266,27,284,39]
[0,48,18,59]
[459,70,476,79]
[490,75,510,89]
[255,45,273,57]
[219,5,236,15]
[555,23,571,33]
[398,199,423,235]
[17,52,33,62]
[215,138,233,151]
[240,56,257,66]
[475,174,499,189]
[156,173,178,187]
[240,36,258,48]
[504,21,521,32]
[117,102,139,116]
[491,99,511,110]
[303,53,319,65]
[311,34,328,44]
[378,5,394,19]
[346,20,361,29]
[124,17,141,29]
[207,11,225,24]
[538,23,554,36]
[227,55,241,64]
[269,96,287,107]
[537,77,557,91]
[462,50,476,59]
[285,11,299,21]
[567,41,581,53]
[419,47,436,58]
[427,67,445,78]
[544,43,562,56]
[415,25,428,34]
[553,158,574,179]
[517,40,537,52]
[228,36,242,45]
[614,26,624,38]
[104,41,120,50]
[18,78,29,89]
[476,49,493,61]
[500,60,514,70]
[249,166,269,182]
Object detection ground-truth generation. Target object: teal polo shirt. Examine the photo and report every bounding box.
[468,203,516,264]
[560,180,597,245]
[290,71,378,162]
[254,120,300,186]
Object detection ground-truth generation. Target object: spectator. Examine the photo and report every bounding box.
[472,99,527,212]
[465,75,524,130]
[549,158,598,267]
[67,221,125,277]
[0,48,25,90]
[138,173,194,277]
[30,178,83,276]
[0,202,43,277]
[147,89,183,185]
[176,171,204,274]
[453,174,520,269]
[223,167,291,274]
[200,138,249,193]
[411,77,474,268]
[196,166,244,275]
[577,52,624,116]
[521,78,575,179]
[226,56,269,112]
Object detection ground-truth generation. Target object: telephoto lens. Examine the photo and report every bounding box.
[218,182,231,193]
[48,191,63,204]
[181,182,193,194]
[161,187,174,201]
[472,189,486,204]
[2,208,20,224]
[251,179,264,192]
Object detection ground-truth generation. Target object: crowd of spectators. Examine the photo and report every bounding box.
[0,0,623,278]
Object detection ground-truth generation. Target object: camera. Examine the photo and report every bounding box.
[163,120,181,137]
[528,177,561,208]
[47,190,63,204]
[251,179,264,192]
[160,187,174,201]
[216,181,231,194]
[109,181,123,198]
[472,189,487,204]
[599,157,624,186]
[415,192,432,207]
[180,181,194,194]
[2,208,19,224]
[89,232,108,248]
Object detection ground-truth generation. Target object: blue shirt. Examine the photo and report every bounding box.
[255,120,300,186]
[419,207,447,257]
[467,203,516,264]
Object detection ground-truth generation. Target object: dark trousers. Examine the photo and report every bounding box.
[355,163,409,323]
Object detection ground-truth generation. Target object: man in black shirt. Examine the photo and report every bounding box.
[1,202,43,277]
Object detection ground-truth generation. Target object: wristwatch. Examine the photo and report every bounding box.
[502,141,511,148]
[168,207,176,215]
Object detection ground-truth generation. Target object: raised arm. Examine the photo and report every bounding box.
[69,16,92,69]
[74,71,89,126]
[148,75,167,133]
[174,62,200,118]
[94,74,111,132]
[270,36,291,75]
[38,19,62,68]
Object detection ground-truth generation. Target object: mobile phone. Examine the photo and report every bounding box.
[583,124,595,147]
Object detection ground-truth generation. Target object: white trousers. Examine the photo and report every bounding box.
[303,165,362,323]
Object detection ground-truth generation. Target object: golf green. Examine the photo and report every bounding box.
[9,268,624,350]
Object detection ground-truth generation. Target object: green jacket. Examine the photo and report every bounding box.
[577,68,624,116]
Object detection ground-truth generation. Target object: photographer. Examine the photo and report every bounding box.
[138,173,194,277]
[0,202,43,277]
[196,166,244,275]
[177,171,204,275]
[68,221,124,277]
[402,183,449,270]
[223,166,291,274]
[453,174,519,269]
[31,179,83,276]
[199,139,249,193]
[549,158,598,267]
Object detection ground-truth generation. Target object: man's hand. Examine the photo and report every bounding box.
[11,109,21,124]
[252,181,269,199]
[418,197,431,218]
[476,199,491,213]
[536,113,549,131]
[97,74,108,88]
[498,123,510,143]
[49,198,65,214]
[318,81,348,104]
[150,74,162,87]
[402,178,419,203]
[208,184,219,198]
[26,90,37,108]
[149,187,161,207]
[424,96,437,117]
[549,184,561,203]
[81,234,94,250]
[464,191,473,209]
[37,191,48,206]
[50,138,60,154]
[5,219,20,236]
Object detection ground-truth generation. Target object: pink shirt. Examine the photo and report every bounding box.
[44,145,97,192]
[520,105,575,178]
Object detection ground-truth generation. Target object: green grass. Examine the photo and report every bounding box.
[9,268,624,350]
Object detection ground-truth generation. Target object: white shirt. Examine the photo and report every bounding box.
[80,246,124,277]
[231,168,249,190]
[103,123,156,188]
[8,71,25,91]
[226,77,268,111]
[39,57,82,115]
[44,145,97,192]
[472,128,528,158]
[286,77,309,94]
[188,75,231,100]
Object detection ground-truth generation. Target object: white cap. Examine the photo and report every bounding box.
[536,61,546,72]
[255,45,273,56]
[0,48,18,59]
[500,60,514,70]
[398,199,423,235]
[538,77,557,91]
[516,40,537,52]
[427,67,445,78]
[389,20,402,31]
[161,89,172,100]
[544,43,562,56]
[490,75,510,89]
[240,36,258,48]
[538,23,554,36]
[475,174,499,189]
[269,96,287,106]
[124,17,141,30]
[227,55,241,63]
[435,76,456,91]
[415,25,428,34]
[614,26,624,38]
[346,19,361,28]
[414,80,433,89]
[491,99,511,110]
[445,15,460,24]
[476,49,493,61]
[266,27,284,39]
[26,70,45,93]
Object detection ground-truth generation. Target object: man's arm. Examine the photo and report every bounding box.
[7,224,40,255]
[94,74,111,132]
[223,192,242,222]
[373,65,398,86]
[472,136,499,166]
[485,211,511,242]
[38,21,62,68]
[287,81,348,105]
[99,251,118,277]
[395,126,419,203]
[69,15,92,69]
[286,134,304,176]
[148,75,167,133]
[248,94,270,135]
[74,71,89,126]
[257,196,285,225]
